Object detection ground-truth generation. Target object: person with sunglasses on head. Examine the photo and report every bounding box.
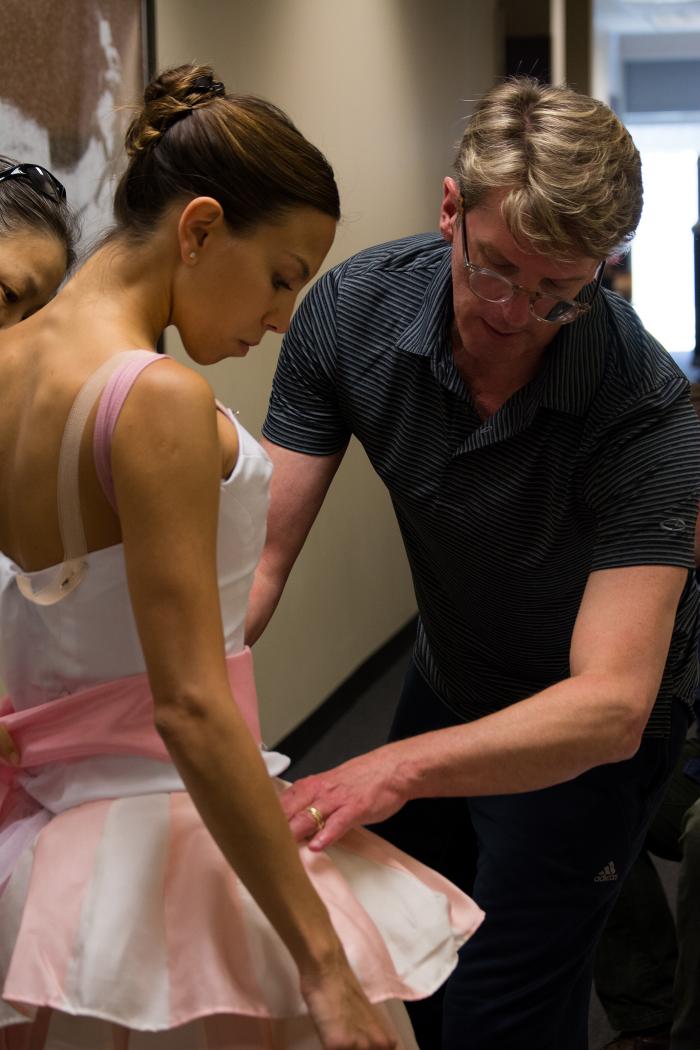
[246,77,700,1050]
[0,64,483,1050]
[0,158,77,327]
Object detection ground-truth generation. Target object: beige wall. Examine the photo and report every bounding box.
[155,0,499,743]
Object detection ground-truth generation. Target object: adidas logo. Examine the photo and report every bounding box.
[594,861,618,883]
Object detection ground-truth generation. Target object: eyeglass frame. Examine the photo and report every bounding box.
[459,205,605,326]
[0,163,67,205]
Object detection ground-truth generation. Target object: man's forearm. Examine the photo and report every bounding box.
[394,671,649,801]
[245,564,286,645]
[245,442,346,645]
[281,668,656,849]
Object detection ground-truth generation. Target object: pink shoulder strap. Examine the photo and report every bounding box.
[93,351,169,511]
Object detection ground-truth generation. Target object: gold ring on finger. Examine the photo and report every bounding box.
[306,805,325,833]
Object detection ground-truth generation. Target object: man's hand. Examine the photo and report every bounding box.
[0,725,19,765]
[281,746,408,849]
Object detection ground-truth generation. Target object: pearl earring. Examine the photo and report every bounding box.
[189,251,197,260]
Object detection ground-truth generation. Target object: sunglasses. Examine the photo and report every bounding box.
[0,163,66,204]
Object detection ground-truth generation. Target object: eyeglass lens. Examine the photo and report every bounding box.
[467,269,580,324]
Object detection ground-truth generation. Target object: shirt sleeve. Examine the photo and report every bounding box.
[583,386,700,572]
[262,267,352,456]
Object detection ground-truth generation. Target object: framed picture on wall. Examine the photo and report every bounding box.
[0,0,155,254]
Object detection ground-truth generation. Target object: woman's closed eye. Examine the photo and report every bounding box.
[272,275,293,292]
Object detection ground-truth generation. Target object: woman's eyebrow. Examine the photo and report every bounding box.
[284,252,310,280]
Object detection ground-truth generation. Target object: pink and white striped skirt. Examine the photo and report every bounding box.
[0,787,484,1049]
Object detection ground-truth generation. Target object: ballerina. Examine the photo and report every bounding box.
[0,64,483,1050]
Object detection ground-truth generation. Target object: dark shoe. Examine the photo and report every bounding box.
[601,1032,671,1050]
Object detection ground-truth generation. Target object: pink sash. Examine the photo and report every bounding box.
[0,648,261,892]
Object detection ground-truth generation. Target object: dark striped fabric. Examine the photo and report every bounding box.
[263,233,700,735]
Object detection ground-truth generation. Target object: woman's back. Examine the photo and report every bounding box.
[0,317,127,575]
[0,335,271,706]
[0,341,278,816]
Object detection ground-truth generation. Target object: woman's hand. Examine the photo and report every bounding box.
[301,963,398,1049]
[0,725,19,765]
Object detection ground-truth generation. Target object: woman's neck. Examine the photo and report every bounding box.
[51,233,174,352]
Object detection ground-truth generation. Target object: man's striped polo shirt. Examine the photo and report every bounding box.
[263,233,700,736]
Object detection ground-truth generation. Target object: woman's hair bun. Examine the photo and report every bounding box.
[114,62,339,237]
[125,64,225,156]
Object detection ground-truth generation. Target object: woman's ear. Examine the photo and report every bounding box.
[177,196,225,265]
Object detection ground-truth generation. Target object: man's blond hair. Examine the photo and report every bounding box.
[456,77,642,261]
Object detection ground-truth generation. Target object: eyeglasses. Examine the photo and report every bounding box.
[460,209,604,326]
[0,163,66,205]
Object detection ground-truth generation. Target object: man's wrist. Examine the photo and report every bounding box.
[386,738,430,804]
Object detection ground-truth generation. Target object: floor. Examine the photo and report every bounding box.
[281,630,679,1050]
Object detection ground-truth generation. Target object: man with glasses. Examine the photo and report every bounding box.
[458,207,605,325]
[247,77,700,1050]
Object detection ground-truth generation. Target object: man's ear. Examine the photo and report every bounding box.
[177,196,225,264]
[439,177,461,243]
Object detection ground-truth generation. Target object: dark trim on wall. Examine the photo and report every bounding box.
[505,35,551,83]
[275,617,417,758]
[142,0,166,354]
[142,0,157,82]
[565,0,591,95]
[694,159,700,365]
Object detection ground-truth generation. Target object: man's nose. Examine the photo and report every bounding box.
[499,288,532,327]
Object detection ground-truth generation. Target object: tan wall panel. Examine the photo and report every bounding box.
[155,0,499,742]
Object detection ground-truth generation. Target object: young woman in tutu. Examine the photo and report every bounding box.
[0,65,483,1050]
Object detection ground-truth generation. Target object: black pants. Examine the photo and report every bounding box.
[371,661,688,1050]
[594,733,700,1050]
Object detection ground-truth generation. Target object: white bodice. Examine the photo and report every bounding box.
[0,413,287,810]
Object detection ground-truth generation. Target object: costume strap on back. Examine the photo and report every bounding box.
[16,350,166,606]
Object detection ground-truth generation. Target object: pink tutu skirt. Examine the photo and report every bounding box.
[0,787,484,1049]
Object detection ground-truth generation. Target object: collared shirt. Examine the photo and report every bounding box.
[263,233,700,735]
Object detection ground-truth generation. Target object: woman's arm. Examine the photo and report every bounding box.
[111,360,394,1049]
